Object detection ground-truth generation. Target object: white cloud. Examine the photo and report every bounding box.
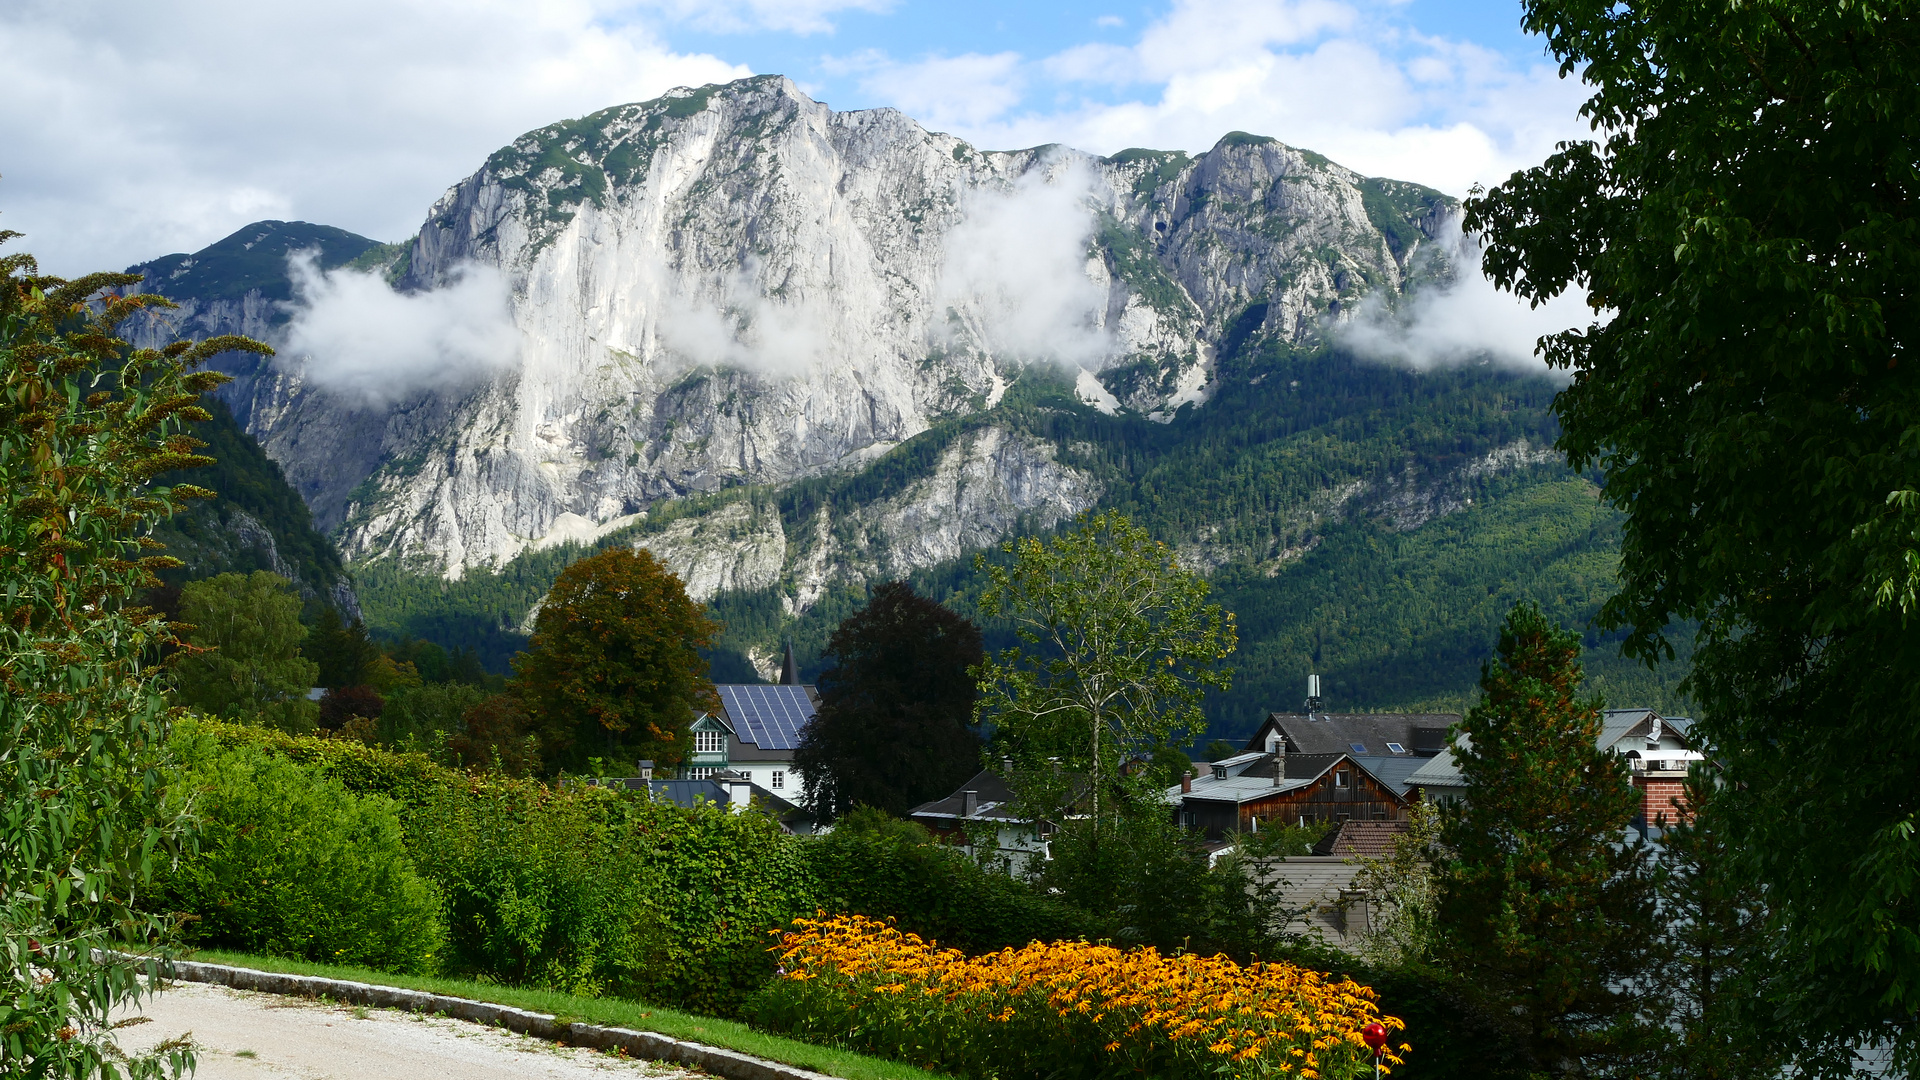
[651,256,836,378]
[0,0,749,275]
[1094,14,1126,29]
[1337,217,1593,373]
[853,0,1588,200]
[282,254,520,404]
[633,0,895,35]
[936,159,1114,367]
[846,52,1028,133]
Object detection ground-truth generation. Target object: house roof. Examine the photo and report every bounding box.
[1313,819,1411,857]
[1247,712,1461,758]
[714,684,817,751]
[1599,708,1697,751]
[1404,734,1469,790]
[907,769,1025,823]
[1170,752,1401,806]
[1344,755,1430,797]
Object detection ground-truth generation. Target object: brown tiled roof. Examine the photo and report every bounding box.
[1312,819,1411,858]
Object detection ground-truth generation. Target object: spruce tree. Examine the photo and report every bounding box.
[1437,602,1655,1075]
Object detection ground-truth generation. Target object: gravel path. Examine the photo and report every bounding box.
[113,982,702,1080]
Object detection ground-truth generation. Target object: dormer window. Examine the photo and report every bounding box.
[694,730,727,754]
[1211,764,1228,781]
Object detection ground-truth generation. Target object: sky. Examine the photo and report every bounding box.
[0,0,1594,276]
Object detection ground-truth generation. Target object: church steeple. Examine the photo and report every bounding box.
[779,641,800,685]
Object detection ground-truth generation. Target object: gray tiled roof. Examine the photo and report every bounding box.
[1250,712,1461,757]
[907,769,1025,822]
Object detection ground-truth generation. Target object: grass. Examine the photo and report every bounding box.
[184,949,946,1080]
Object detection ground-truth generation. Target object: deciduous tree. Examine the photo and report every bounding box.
[795,581,983,820]
[1465,2,1920,1062]
[513,547,718,773]
[1437,602,1654,1075]
[974,512,1235,828]
[172,570,320,731]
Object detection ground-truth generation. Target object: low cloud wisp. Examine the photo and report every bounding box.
[282,253,520,404]
[936,160,1115,368]
[1338,217,1592,374]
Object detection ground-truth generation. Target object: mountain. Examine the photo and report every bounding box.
[118,75,1688,737]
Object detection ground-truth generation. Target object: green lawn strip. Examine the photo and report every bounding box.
[184,949,946,1080]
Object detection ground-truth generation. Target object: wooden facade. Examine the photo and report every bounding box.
[1178,755,1409,842]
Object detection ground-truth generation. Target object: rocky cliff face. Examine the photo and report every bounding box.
[127,75,1453,590]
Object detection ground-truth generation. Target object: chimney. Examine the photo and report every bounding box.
[729,777,752,812]
[638,759,655,783]
[961,790,978,817]
[779,641,800,685]
[1180,773,1192,794]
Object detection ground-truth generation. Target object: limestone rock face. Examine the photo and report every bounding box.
[127,76,1452,588]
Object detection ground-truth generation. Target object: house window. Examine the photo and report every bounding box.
[687,767,715,780]
[1349,742,1368,754]
[1385,742,1406,754]
[1334,770,1350,788]
[694,731,726,754]
[770,771,785,790]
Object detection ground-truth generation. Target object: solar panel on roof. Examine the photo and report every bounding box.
[716,685,816,751]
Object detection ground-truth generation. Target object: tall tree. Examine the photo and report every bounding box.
[1649,769,1782,1080]
[513,547,718,773]
[0,235,268,1076]
[304,605,381,689]
[795,581,983,820]
[172,570,320,731]
[1464,1,1920,1061]
[1437,602,1654,1076]
[975,512,1235,829]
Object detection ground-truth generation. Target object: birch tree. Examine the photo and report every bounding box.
[973,512,1235,829]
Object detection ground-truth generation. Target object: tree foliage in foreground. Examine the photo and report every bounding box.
[513,547,718,774]
[796,581,984,820]
[0,236,267,1076]
[1465,0,1920,1064]
[1437,603,1654,1075]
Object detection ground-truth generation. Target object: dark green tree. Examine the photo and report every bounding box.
[795,581,983,820]
[1464,1,1920,1063]
[1649,770,1782,1080]
[1436,602,1654,1075]
[513,547,718,773]
[172,570,319,731]
[0,235,269,1076]
[305,605,380,689]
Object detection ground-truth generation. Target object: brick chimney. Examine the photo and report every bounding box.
[1181,772,1192,794]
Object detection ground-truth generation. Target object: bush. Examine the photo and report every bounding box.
[754,914,1406,1080]
[378,681,488,749]
[184,715,459,807]
[801,808,1091,951]
[407,780,817,1014]
[158,733,447,973]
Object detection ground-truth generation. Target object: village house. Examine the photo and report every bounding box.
[1164,751,1413,841]
[906,769,1054,871]
[685,650,814,797]
[1404,708,1702,836]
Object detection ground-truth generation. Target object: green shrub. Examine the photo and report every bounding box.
[408,780,818,1015]
[800,808,1091,952]
[159,734,447,973]
[184,715,460,807]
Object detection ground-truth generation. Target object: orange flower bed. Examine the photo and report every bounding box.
[757,914,1407,1080]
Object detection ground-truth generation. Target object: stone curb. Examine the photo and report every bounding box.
[165,959,826,1080]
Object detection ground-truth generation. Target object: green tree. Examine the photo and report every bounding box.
[974,512,1235,828]
[1649,770,1782,1080]
[1464,2,1920,1062]
[304,605,380,689]
[172,571,319,731]
[0,236,267,1076]
[1436,602,1655,1076]
[513,547,718,773]
[795,581,984,820]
